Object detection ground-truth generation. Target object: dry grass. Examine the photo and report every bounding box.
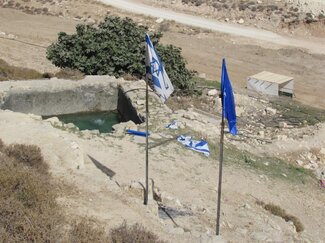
[0,59,85,82]
[3,143,48,174]
[54,68,85,80]
[66,220,107,243]
[109,222,165,243]
[0,59,44,81]
[0,141,62,241]
[257,200,304,233]
[0,138,165,242]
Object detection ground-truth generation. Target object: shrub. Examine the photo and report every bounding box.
[47,15,194,94]
[67,220,107,243]
[0,139,166,242]
[3,144,48,173]
[110,222,165,243]
[157,44,195,93]
[257,200,304,232]
[0,153,61,241]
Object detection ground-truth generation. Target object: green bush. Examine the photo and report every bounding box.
[47,15,194,93]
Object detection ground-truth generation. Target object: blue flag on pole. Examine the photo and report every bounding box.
[145,34,174,103]
[221,58,237,135]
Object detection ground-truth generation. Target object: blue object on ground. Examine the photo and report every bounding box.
[126,129,150,137]
[177,135,210,156]
[165,120,178,129]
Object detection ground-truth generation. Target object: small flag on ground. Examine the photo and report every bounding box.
[145,34,174,103]
[177,135,210,156]
[221,58,237,135]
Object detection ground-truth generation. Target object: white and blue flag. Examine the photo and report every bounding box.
[145,34,174,103]
[177,135,210,157]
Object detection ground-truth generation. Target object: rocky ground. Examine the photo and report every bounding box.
[139,0,325,37]
[0,78,325,242]
[0,0,325,242]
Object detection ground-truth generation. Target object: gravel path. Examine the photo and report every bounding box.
[99,0,325,54]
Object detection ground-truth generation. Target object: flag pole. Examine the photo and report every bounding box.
[144,73,149,205]
[216,93,225,235]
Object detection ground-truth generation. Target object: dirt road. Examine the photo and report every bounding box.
[99,0,325,54]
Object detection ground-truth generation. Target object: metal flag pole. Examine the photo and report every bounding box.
[216,93,225,235]
[144,75,149,205]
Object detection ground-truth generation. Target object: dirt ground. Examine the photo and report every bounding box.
[160,30,325,109]
[1,6,325,109]
[1,2,325,242]
[0,109,324,242]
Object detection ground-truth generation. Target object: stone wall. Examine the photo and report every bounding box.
[0,76,119,116]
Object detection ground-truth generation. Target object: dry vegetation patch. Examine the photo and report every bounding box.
[0,138,165,242]
[257,200,304,233]
[0,58,44,81]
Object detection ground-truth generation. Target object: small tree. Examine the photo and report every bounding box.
[47,16,195,93]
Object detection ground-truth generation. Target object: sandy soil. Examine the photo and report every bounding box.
[0,3,324,241]
[160,31,325,109]
[1,7,324,109]
[0,110,324,242]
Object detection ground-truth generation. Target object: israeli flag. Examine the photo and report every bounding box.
[221,58,237,135]
[145,34,174,103]
[177,135,210,157]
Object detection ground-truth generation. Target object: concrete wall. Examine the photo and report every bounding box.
[0,76,119,116]
[279,80,294,95]
[117,88,144,124]
[247,78,279,96]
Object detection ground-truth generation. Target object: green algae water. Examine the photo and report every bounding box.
[54,111,121,133]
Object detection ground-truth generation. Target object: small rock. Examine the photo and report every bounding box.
[200,234,226,243]
[276,134,287,140]
[198,73,206,79]
[296,160,304,166]
[265,107,277,115]
[65,123,76,129]
[28,113,42,120]
[320,148,325,155]
[236,106,245,117]
[238,18,245,24]
[183,112,197,120]
[45,117,62,126]
[150,133,162,139]
[136,99,145,106]
[87,18,96,24]
[155,18,164,24]
[207,89,218,96]
[175,199,182,207]
[243,203,251,209]
[258,130,265,137]
[279,121,288,128]
[70,141,80,150]
[90,130,100,135]
[251,232,268,241]
[7,34,16,39]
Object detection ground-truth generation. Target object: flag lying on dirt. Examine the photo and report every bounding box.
[145,34,174,103]
[221,58,237,135]
[177,135,210,156]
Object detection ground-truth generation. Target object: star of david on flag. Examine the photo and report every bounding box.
[145,34,174,103]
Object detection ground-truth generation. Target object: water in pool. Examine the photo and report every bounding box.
[54,111,121,133]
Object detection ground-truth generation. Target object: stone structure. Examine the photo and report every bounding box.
[0,76,119,116]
